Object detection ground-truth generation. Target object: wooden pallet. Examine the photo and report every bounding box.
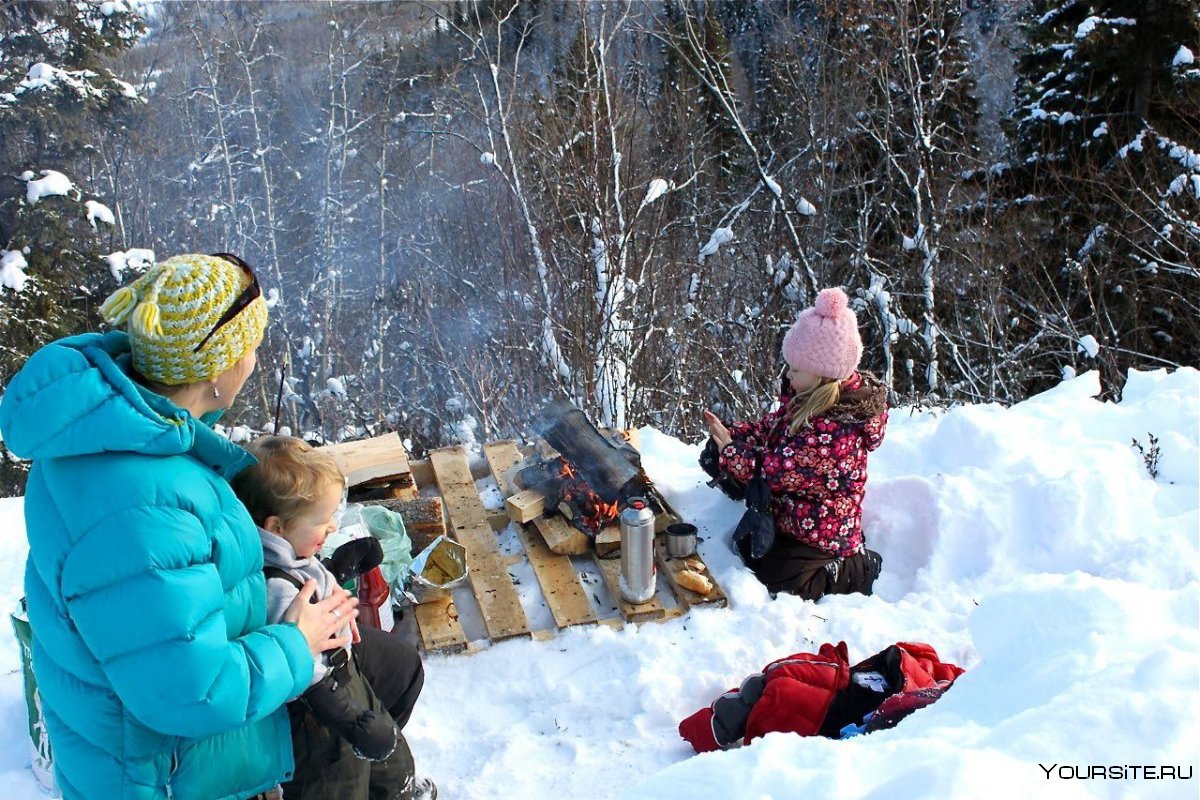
[326,434,728,655]
[483,442,597,630]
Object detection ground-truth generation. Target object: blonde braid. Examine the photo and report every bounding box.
[786,377,841,435]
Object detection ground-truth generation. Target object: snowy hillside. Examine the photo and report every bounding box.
[0,368,1196,799]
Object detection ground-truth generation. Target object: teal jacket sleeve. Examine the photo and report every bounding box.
[60,504,314,738]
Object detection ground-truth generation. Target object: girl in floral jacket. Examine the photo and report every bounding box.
[703,287,888,600]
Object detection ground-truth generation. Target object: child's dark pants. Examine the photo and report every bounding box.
[282,628,425,800]
[355,625,425,730]
[738,534,882,600]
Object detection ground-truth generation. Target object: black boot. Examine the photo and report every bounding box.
[863,549,883,595]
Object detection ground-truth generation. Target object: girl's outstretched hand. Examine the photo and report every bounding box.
[703,410,732,448]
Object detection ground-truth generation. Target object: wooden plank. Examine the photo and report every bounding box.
[594,526,621,557]
[535,515,591,556]
[505,488,545,524]
[483,441,596,630]
[482,440,524,499]
[591,553,666,624]
[408,458,435,490]
[654,537,728,611]
[413,596,467,654]
[430,447,530,642]
[323,432,412,488]
[514,526,596,628]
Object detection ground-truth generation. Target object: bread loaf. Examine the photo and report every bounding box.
[676,569,712,595]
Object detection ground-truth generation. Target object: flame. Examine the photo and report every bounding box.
[553,456,621,535]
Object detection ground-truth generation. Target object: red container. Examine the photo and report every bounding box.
[356,566,395,632]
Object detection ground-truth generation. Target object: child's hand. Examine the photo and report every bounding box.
[703,410,733,448]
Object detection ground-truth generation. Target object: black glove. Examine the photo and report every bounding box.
[301,667,398,762]
[699,438,746,502]
[323,536,384,585]
[732,475,775,559]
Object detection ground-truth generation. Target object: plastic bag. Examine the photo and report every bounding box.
[321,503,414,589]
[11,599,57,795]
[359,505,415,588]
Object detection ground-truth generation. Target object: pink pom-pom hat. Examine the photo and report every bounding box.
[781,287,863,381]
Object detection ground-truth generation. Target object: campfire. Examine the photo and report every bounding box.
[519,400,665,538]
[552,457,621,535]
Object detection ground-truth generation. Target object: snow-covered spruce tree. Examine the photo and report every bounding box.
[1007,0,1200,391]
[0,0,145,493]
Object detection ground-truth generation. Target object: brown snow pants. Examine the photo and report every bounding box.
[737,534,882,600]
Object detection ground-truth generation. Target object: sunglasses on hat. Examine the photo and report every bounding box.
[193,252,262,352]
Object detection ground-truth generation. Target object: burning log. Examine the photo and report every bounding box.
[534,399,642,504]
[519,400,666,540]
[552,457,622,535]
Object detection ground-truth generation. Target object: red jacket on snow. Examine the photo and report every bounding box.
[678,641,963,753]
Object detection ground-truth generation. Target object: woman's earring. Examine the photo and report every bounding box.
[212,385,221,399]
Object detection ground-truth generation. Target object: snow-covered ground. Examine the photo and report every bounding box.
[0,368,1196,799]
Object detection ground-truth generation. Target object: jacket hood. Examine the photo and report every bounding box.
[0,331,252,476]
[259,527,340,594]
[775,370,888,425]
[259,527,348,650]
[826,371,889,424]
[260,526,309,573]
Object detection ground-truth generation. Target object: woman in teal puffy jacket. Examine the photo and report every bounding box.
[0,254,358,799]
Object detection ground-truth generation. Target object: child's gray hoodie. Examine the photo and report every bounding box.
[259,527,353,688]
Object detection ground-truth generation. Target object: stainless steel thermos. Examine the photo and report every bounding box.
[619,497,656,604]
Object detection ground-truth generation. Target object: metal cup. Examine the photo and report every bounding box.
[665,522,698,558]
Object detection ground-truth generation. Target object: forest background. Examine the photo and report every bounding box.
[2,0,1197,494]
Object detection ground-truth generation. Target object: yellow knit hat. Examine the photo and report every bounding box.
[99,254,268,386]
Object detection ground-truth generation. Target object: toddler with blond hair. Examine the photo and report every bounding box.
[233,435,435,800]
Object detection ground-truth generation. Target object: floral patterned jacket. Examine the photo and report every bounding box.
[719,371,888,557]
